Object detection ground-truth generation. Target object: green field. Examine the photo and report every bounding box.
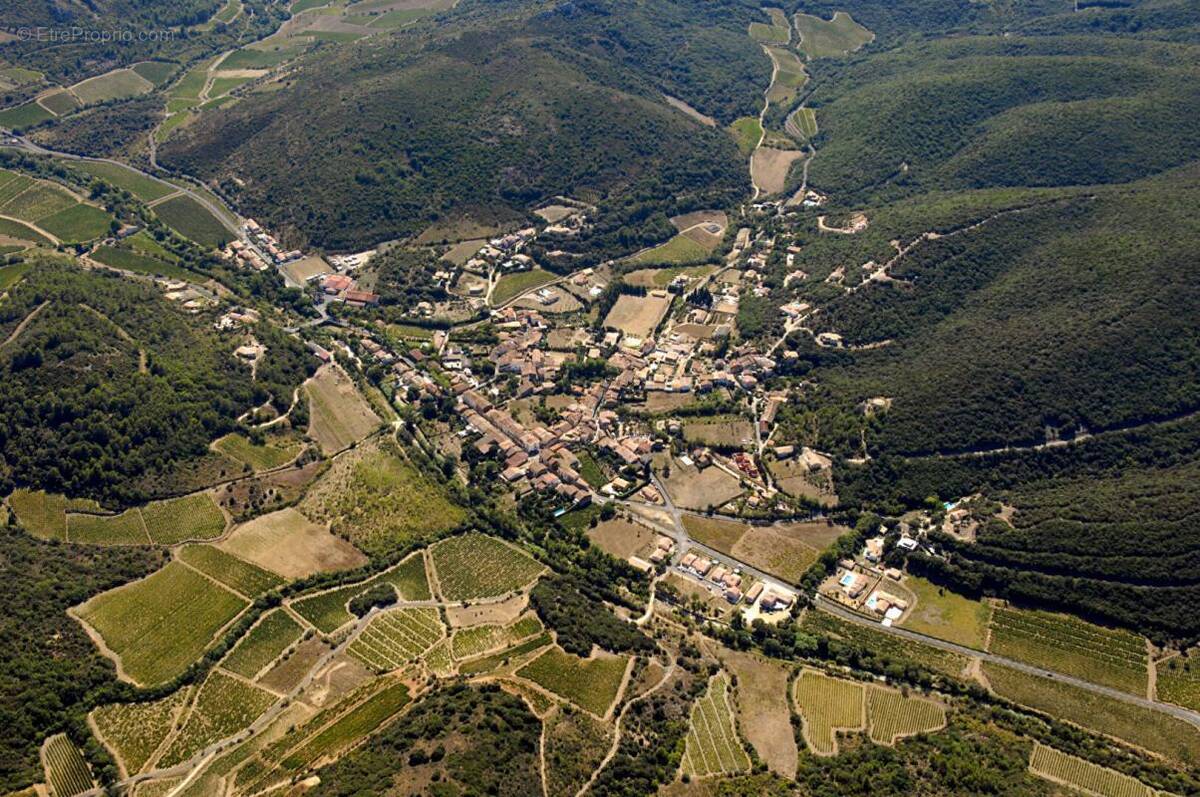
[766,47,807,106]
[70,161,175,202]
[291,583,364,634]
[1,181,76,220]
[492,268,556,305]
[629,234,709,266]
[179,545,283,596]
[157,670,277,766]
[901,577,991,649]
[0,262,32,288]
[209,75,253,98]
[430,533,544,601]
[214,433,302,471]
[78,560,248,686]
[793,11,873,59]
[792,669,864,755]
[132,61,178,85]
[9,489,69,540]
[983,663,1200,765]
[141,492,227,545]
[279,681,411,771]
[40,90,81,116]
[1157,650,1200,711]
[93,688,192,775]
[71,68,154,104]
[377,552,432,600]
[0,217,52,246]
[67,508,148,545]
[153,194,230,248]
[347,607,444,672]
[866,687,945,745]
[221,46,302,70]
[168,63,211,101]
[0,101,54,130]
[38,203,112,243]
[681,673,751,777]
[517,647,627,717]
[788,107,818,140]
[222,609,304,678]
[749,21,789,44]
[41,734,93,797]
[0,169,112,243]
[988,606,1147,694]
[729,116,763,156]
[91,245,200,282]
[458,633,551,676]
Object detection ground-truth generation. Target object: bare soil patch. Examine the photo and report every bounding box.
[217,507,367,579]
[281,254,330,283]
[719,648,798,777]
[259,636,331,693]
[445,592,530,627]
[751,148,804,196]
[305,364,382,454]
[663,461,743,511]
[587,518,656,560]
[602,293,672,338]
[662,95,716,127]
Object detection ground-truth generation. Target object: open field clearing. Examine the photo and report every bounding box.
[517,647,628,717]
[152,194,230,248]
[765,47,807,106]
[38,204,112,243]
[213,433,302,471]
[983,663,1200,764]
[71,68,154,104]
[625,264,714,289]
[218,507,369,579]
[141,492,226,545]
[719,649,797,777]
[70,160,174,203]
[304,364,382,454]
[222,45,303,70]
[768,455,837,506]
[67,508,148,544]
[430,533,544,601]
[158,671,277,767]
[3,181,76,220]
[451,614,542,660]
[682,514,747,553]
[729,117,763,156]
[0,171,113,244]
[379,552,432,599]
[749,21,789,44]
[1157,650,1200,710]
[77,560,247,686]
[671,209,727,232]
[988,606,1147,694]
[347,607,444,672]
[441,238,488,265]
[663,460,743,510]
[792,669,865,755]
[425,639,454,676]
[41,734,93,797]
[801,611,972,677]
[0,217,53,246]
[299,442,464,556]
[40,89,81,116]
[260,636,332,693]
[281,254,330,283]
[92,688,193,775]
[445,591,528,627]
[603,292,672,339]
[629,234,710,266]
[730,525,822,582]
[751,147,804,196]
[1028,743,1159,797]
[492,268,557,305]
[587,517,656,560]
[866,687,946,745]
[222,609,305,678]
[179,545,283,597]
[901,576,991,649]
[681,672,751,778]
[276,680,411,773]
[544,706,613,797]
[91,244,199,282]
[682,417,755,448]
[131,61,177,85]
[793,10,873,58]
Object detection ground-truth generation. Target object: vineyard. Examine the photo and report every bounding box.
[376,552,432,600]
[1029,743,1158,797]
[67,508,148,545]
[77,560,248,686]
[274,681,412,775]
[157,671,277,767]
[431,533,545,600]
[222,610,305,679]
[41,735,93,797]
[517,647,629,717]
[425,639,455,677]
[865,688,946,745]
[291,556,432,635]
[681,673,751,778]
[988,607,1148,694]
[792,670,865,755]
[140,493,227,545]
[92,688,193,775]
[451,614,543,660]
[179,545,284,597]
[1155,650,1200,711]
[347,607,445,673]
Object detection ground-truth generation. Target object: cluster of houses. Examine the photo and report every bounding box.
[319,273,379,307]
[226,218,301,271]
[628,535,677,572]
[680,552,747,603]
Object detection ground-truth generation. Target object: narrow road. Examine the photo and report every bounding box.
[814,597,1200,729]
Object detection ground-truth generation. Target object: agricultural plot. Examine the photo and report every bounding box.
[751,147,805,196]
[983,663,1200,765]
[458,633,552,676]
[787,107,818,141]
[179,545,283,596]
[277,680,411,772]
[304,364,383,454]
[1157,650,1200,710]
[765,47,807,107]
[157,671,277,767]
[0,170,112,243]
[152,194,230,248]
[749,21,789,44]
[602,293,672,339]
[793,11,873,59]
[517,647,629,717]
[0,101,54,130]
[377,552,433,600]
[69,160,176,201]
[663,460,743,511]
[67,508,149,545]
[1028,743,1158,797]
[451,614,543,660]
[222,609,305,678]
[2,181,76,220]
[91,245,199,282]
[792,669,865,755]
[70,68,154,104]
[221,45,303,70]
[77,560,248,686]
[9,489,71,540]
[902,576,991,649]
[214,433,301,471]
[0,217,52,246]
[800,611,973,677]
[865,687,946,745]
[292,583,366,634]
[218,507,368,580]
[681,673,751,778]
[492,268,556,305]
[430,533,545,601]
[988,606,1147,694]
[347,607,444,672]
[425,639,454,676]
[92,688,193,775]
[41,734,93,797]
[587,517,656,560]
[729,116,763,156]
[625,264,714,289]
[682,417,755,448]
[629,234,709,266]
[39,90,81,116]
[132,61,177,85]
[719,649,797,777]
[37,204,113,243]
[141,492,227,545]
[730,526,822,583]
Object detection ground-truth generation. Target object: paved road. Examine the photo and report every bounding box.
[815,596,1200,729]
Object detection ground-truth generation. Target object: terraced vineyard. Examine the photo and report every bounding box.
[988,607,1148,694]
[1029,743,1158,797]
[451,614,543,660]
[792,670,864,755]
[431,533,544,600]
[92,688,193,775]
[157,671,277,767]
[681,673,751,778]
[222,610,305,679]
[179,545,283,597]
[865,688,946,745]
[347,607,444,673]
[517,647,628,717]
[41,734,93,797]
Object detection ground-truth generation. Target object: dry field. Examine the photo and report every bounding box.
[663,461,743,511]
[719,649,797,777]
[217,507,368,579]
[751,148,805,196]
[587,517,657,559]
[603,293,672,339]
[730,526,821,583]
[682,419,755,448]
[305,364,383,454]
[445,592,529,628]
[768,456,838,507]
[281,254,330,283]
